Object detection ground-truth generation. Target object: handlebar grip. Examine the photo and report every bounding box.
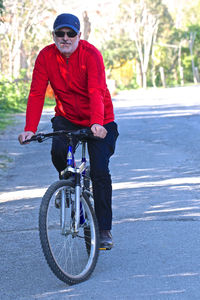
[22,137,35,144]
[73,128,102,140]
[22,134,43,144]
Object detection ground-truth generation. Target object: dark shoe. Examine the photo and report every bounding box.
[99,230,113,250]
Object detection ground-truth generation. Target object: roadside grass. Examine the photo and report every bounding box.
[0,112,14,130]
[0,97,55,132]
[0,75,56,132]
[0,96,55,170]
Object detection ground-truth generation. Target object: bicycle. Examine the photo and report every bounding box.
[24,128,100,285]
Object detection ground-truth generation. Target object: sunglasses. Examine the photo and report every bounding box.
[54,30,77,38]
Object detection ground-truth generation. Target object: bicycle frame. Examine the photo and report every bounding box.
[24,128,100,284]
[23,128,95,235]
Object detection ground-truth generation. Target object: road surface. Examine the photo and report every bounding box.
[1,86,200,299]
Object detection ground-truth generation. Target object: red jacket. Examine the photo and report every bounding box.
[25,40,114,133]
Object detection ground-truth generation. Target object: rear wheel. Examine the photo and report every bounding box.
[39,179,99,285]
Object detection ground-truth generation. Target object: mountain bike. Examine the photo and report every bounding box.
[24,128,100,285]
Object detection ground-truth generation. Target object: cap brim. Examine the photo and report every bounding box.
[54,24,79,33]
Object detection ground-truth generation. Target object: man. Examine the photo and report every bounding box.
[18,13,119,249]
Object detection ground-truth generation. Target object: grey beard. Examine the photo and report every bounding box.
[54,41,69,55]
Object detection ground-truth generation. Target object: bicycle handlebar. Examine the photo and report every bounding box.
[22,128,99,144]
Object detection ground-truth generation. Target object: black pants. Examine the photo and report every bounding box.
[51,116,119,230]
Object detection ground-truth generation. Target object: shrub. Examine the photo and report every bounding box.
[0,77,30,112]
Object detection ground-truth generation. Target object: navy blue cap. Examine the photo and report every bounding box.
[53,13,80,33]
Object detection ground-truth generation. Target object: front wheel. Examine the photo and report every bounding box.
[39,179,100,285]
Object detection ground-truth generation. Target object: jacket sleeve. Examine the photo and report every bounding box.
[86,49,107,126]
[24,51,49,133]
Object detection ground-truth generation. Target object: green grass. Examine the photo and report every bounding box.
[0,97,55,132]
[0,112,14,130]
[0,75,55,132]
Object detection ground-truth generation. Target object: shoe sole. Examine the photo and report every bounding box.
[99,247,112,250]
[99,244,113,251]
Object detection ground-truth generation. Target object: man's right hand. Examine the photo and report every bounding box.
[18,131,34,145]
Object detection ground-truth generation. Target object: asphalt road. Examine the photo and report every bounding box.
[1,86,200,299]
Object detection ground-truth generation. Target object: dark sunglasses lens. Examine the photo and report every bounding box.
[67,31,77,37]
[55,30,77,38]
[55,31,65,37]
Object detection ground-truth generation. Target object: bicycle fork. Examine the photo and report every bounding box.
[60,140,87,235]
[74,141,87,233]
[60,173,86,235]
[61,189,66,235]
[74,173,81,233]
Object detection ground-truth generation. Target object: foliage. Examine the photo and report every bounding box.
[101,0,174,88]
[102,37,138,89]
[0,72,55,114]
[111,59,139,89]
[0,0,53,79]
[0,112,13,130]
[0,74,30,112]
[102,0,200,89]
[1,0,200,93]
[182,1,200,28]
[102,37,136,70]
[0,0,4,15]
[119,0,173,36]
[155,24,200,86]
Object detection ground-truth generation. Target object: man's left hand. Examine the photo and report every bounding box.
[91,124,107,138]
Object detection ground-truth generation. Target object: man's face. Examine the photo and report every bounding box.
[53,27,81,57]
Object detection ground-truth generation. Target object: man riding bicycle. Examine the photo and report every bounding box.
[18,13,119,249]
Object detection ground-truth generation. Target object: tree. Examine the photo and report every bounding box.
[117,0,173,88]
[189,32,198,83]
[0,0,53,78]
[0,0,4,16]
[160,24,200,86]
[102,37,136,71]
[83,11,91,41]
[132,2,159,88]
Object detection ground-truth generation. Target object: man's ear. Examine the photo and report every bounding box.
[52,31,55,41]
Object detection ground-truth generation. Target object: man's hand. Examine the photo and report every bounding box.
[91,124,107,138]
[18,131,34,145]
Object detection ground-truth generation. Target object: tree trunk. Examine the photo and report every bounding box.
[179,66,184,86]
[136,60,142,87]
[142,71,147,89]
[195,67,200,83]
[83,11,91,41]
[159,66,166,88]
[178,43,184,86]
[189,32,198,84]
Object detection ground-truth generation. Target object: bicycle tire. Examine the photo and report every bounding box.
[82,167,93,254]
[39,179,100,285]
[83,166,90,191]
